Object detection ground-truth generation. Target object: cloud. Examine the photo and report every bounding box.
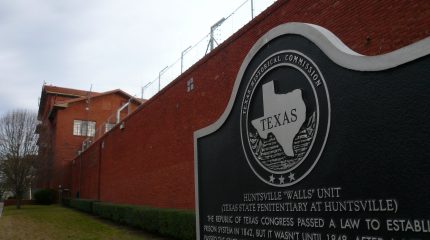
[0,0,275,115]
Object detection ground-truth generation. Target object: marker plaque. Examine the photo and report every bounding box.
[194,23,430,240]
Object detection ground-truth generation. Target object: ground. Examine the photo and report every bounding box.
[0,205,168,240]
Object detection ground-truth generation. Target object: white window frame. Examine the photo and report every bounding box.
[186,78,194,92]
[73,120,96,137]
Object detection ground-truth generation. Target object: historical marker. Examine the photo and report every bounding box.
[194,23,430,240]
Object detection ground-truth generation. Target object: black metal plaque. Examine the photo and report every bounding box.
[195,23,430,240]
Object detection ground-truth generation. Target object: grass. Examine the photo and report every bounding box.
[0,205,168,240]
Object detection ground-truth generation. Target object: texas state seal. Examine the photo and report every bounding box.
[240,50,331,187]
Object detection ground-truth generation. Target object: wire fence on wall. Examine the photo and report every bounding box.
[79,96,139,154]
[141,0,277,99]
[79,0,277,153]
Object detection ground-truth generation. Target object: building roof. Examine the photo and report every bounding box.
[53,89,144,107]
[43,85,99,98]
[38,85,145,120]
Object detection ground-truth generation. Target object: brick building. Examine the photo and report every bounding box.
[44,0,429,209]
[36,85,142,190]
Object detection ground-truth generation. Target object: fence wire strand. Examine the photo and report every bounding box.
[142,0,276,99]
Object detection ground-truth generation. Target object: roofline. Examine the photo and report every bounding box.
[38,85,145,121]
[53,89,144,107]
[38,85,94,120]
[44,90,87,98]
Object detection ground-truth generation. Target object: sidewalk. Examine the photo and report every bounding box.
[0,202,3,217]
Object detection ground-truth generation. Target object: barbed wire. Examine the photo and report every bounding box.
[79,0,276,153]
[141,0,276,99]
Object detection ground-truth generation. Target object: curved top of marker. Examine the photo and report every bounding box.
[194,22,430,138]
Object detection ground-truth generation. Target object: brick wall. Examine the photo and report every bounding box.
[50,92,140,189]
[71,143,100,199]
[71,0,430,209]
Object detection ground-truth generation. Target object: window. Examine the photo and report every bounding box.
[186,78,194,92]
[105,123,115,133]
[73,120,96,137]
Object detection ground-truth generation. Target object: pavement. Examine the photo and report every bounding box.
[0,202,3,218]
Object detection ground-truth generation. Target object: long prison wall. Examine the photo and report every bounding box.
[71,0,430,209]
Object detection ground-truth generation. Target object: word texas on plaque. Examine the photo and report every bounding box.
[194,22,430,240]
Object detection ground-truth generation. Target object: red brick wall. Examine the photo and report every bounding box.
[71,143,101,199]
[50,93,140,189]
[71,0,430,209]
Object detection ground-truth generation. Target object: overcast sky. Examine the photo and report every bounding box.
[0,0,275,116]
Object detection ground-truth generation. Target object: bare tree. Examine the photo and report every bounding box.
[0,110,38,208]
